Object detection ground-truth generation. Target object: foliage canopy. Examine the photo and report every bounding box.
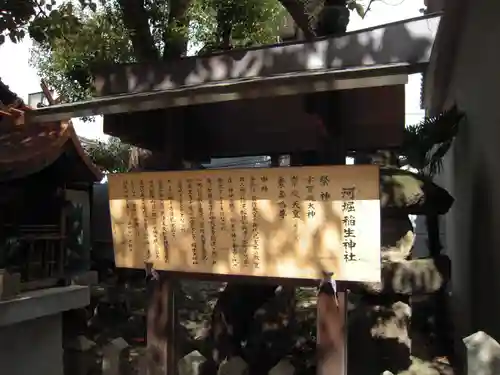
[2,0,368,103]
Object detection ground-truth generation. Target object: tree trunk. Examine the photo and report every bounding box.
[163,0,192,59]
[117,0,158,61]
[278,0,350,39]
[279,0,317,38]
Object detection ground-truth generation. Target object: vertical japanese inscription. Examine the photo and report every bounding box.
[187,179,198,265]
[250,176,260,268]
[261,175,269,193]
[122,180,134,253]
[196,179,207,263]
[319,175,331,202]
[139,179,150,261]
[239,176,249,267]
[158,180,169,263]
[306,176,316,218]
[207,178,217,264]
[290,175,301,239]
[178,180,186,233]
[130,180,139,250]
[228,177,238,267]
[167,180,176,240]
[278,176,286,219]
[341,187,358,262]
[149,180,160,260]
[217,178,226,232]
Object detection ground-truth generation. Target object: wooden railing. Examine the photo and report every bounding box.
[5,224,65,291]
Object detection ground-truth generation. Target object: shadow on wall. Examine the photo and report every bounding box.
[469,159,500,339]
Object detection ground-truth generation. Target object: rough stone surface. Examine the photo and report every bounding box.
[354,255,451,295]
[380,168,454,215]
[102,337,130,375]
[269,359,295,375]
[0,269,20,300]
[381,215,415,262]
[463,331,500,375]
[65,335,96,352]
[217,357,248,375]
[178,350,207,375]
[71,271,99,286]
[348,300,411,375]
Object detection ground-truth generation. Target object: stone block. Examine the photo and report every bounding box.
[381,215,415,262]
[178,350,207,375]
[217,357,248,375]
[0,269,21,300]
[269,359,295,375]
[138,354,148,375]
[71,271,98,286]
[353,255,451,295]
[348,301,412,375]
[102,337,130,375]
[463,331,500,375]
[65,335,96,352]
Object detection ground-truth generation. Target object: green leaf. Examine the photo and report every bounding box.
[354,3,365,18]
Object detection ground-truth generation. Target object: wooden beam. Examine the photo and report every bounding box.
[26,68,409,123]
[317,286,347,375]
[91,15,441,97]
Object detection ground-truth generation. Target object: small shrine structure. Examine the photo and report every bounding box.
[0,81,102,375]
[26,14,455,375]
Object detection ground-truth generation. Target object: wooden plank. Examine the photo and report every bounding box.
[108,165,382,283]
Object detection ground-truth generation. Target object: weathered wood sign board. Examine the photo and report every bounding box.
[108,165,381,282]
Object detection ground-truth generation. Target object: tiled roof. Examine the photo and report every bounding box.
[0,79,102,182]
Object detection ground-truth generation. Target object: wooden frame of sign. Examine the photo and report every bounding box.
[109,164,376,375]
[108,165,381,284]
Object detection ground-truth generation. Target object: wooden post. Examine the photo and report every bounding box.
[144,115,184,375]
[303,91,348,375]
[146,276,177,375]
[270,154,280,167]
[317,287,348,375]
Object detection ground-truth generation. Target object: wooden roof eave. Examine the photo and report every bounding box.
[26,64,411,123]
[0,117,103,183]
[25,14,442,124]
[64,121,104,182]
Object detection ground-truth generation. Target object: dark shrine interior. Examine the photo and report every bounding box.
[103,84,405,162]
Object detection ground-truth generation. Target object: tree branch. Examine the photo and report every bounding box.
[278,0,317,39]
[162,0,192,59]
[117,0,159,61]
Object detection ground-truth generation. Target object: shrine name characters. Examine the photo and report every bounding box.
[118,171,361,270]
[341,187,358,262]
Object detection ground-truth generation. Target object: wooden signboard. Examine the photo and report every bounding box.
[108,165,381,282]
